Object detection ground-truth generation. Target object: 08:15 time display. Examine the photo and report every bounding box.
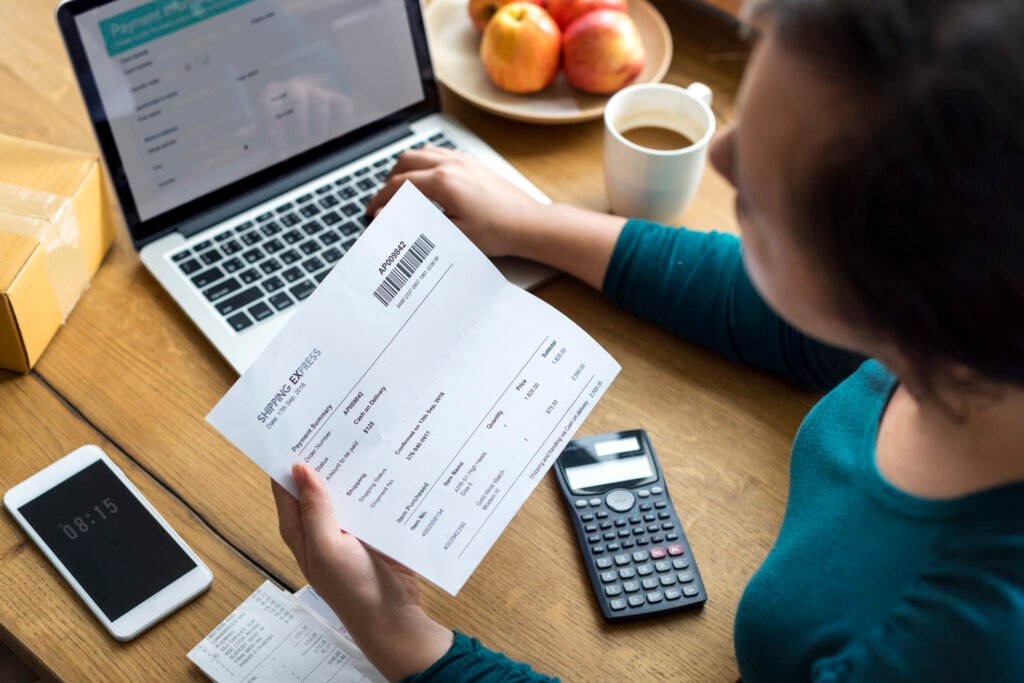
[59,498,119,540]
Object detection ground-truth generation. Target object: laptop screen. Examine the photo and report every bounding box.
[71,0,426,223]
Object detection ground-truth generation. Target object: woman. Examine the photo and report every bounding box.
[272,0,1024,680]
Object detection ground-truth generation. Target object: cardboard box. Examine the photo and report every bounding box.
[0,134,114,372]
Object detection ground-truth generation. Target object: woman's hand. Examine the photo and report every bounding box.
[272,463,452,682]
[366,146,629,290]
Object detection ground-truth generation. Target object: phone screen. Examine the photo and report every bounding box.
[18,460,196,621]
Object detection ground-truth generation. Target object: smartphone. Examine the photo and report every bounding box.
[4,445,212,640]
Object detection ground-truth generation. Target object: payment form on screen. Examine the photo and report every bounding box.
[208,184,620,594]
[75,0,424,220]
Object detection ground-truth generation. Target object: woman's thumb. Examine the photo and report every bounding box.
[293,463,339,547]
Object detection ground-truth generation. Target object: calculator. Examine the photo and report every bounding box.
[554,430,707,621]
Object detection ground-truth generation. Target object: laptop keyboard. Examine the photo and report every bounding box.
[169,131,458,333]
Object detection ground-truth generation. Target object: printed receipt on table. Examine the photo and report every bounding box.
[207,182,620,594]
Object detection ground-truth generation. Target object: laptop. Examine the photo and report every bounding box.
[56,0,554,373]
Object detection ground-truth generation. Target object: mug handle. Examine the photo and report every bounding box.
[686,82,713,107]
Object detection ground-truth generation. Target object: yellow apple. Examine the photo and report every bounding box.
[480,3,562,94]
[563,9,645,94]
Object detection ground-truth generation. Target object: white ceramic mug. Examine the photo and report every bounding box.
[603,82,716,224]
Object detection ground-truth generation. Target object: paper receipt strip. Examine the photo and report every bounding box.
[208,183,620,594]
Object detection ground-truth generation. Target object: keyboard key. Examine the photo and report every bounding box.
[302,256,325,273]
[354,166,370,176]
[319,195,339,208]
[223,257,244,273]
[290,282,313,301]
[341,202,360,217]
[323,247,343,262]
[300,240,322,255]
[260,258,282,275]
[216,287,263,315]
[214,230,232,242]
[297,193,313,204]
[283,230,303,244]
[256,212,273,223]
[191,267,224,288]
[334,175,352,186]
[240,231,262,246]
[264,238,284,254]
[269,292,294,310]
[302,220,324,236]
[280,249,301,264]
[179,258,202,275]
[358,195,372,209]
[203,277,241,302]
[171,250,190,262]
[262,275,285,293]
[249,301,273,321]
[242,248,263,263]
[281,212,301,227]
[275,202,294,214]
[338,186,357,199]
[239,268,261,284]
[226,311,253,331]
[261,221,282,237]
[428,132,444,143]
[194,239,212,251]
[321,231,341,246]
[200,249,223,265]
[356,177,375,191]
[234,220,254,233]
[439,140,456,150]
[339,221,361,236]
[322,211,341,225]
[341,239,357,252]
[375,170,389,183]
[282,266,304,283]
[315,184,332,195]
[609,598,627,611]
[300,204,320,218]
[373,157,390,168]
[314,270,331,284]
[222,239,242,255]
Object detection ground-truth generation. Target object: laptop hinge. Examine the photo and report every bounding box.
[176,123,414,239]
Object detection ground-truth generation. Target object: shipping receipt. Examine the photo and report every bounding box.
[208,183,620,594]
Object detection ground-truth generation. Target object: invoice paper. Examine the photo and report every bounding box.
[188,581,384,682]
[208,183,620,594]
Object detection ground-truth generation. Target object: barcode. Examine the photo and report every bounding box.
[373,234,436,306]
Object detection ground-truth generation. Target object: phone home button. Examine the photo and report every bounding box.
[605,489,636,513]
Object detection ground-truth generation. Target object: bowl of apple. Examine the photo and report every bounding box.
[424,0,673,124]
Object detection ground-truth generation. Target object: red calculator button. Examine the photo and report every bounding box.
[668,544,684,556]
[650,547,667,559]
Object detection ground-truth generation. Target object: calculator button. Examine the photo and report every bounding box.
[660,575,676,587]
[650,547,667,560]
[600,521,613,530]
[605,489,635,512]
[658,511,671,520]
[668,544,685,556]
[574,500,587,508]
[584,524,598,533]
[655,561,671,572]
[672,558,690,570]
[592,546,606,554]
[607,543,621,551]
[632,526,645,536]
[643,513,655,522]
[666,532,679,541]
[651,486,664,495]
[636,564,653,576]
[652,534,665,543]
[614,517,627,527]
[623,580,641,593]
[661,522,675,530]
[609,598,627,611]
[683,585,700,597]
[600,571,617,583]
[588,535,600,543]
[632,551,649,563]
[603,532,616,540]
[628,515,641,524]
[595,557,613,570]
[665,589,682,601]
[655,501,667,509]
[640,503,653,512]
[618,567,636,580]
[613,554,630,566]
[637,537,650,546]
[589,498,602,507]
[604,585,623,597]
[647,525,660,533]
[618,529,630,538]
[622,540,635,549]
[678,572,695,583]
[596,511,609,519]
[628,595,646,607]
[637,489,650,498]
[581,513,595,522]
[641,578,658,590]
[646,592,664,604]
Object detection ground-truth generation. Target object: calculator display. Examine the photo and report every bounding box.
[564,452,654,491]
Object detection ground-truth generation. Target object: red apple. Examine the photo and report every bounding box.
[480,3,561,94]
[563,9,645,94]
[468,0,544,32]
[547,0,626,30]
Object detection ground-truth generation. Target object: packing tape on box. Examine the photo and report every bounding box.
[0,182,88,320]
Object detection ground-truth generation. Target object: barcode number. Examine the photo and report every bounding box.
[373,234,435,306]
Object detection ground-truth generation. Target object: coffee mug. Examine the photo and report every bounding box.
[603,82,716,224]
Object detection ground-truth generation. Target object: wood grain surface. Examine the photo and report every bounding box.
[0,1,815,680]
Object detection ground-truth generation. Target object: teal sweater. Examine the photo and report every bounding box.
[404,221,1024,682]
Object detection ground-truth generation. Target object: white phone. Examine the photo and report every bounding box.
[4,445,212,641]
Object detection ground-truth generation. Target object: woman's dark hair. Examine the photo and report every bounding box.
[753,0,1024,392]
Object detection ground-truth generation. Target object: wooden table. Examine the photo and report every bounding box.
[0,1,817,680]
